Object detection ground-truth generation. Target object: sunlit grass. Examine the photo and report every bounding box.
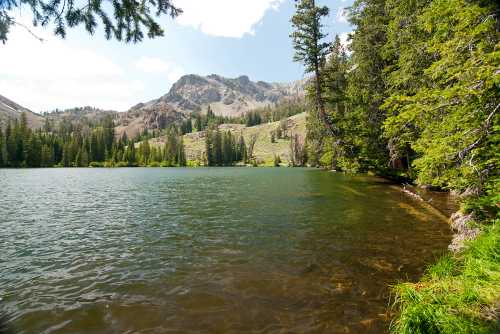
[391,222,499,334]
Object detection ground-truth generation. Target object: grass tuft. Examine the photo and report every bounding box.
[391,222,500,334]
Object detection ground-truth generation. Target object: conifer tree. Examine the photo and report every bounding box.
[214,128,222,166]
[290,0,333,135]
[222,131,234,165]
[205,127,214,166]
[177,137,186,166]
[238,135,247,163]
[207,105,214,119]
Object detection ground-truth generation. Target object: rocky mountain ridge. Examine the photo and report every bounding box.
[133,74,305,117]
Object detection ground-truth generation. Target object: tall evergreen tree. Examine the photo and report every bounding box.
[238,134,247,163]
[205,127,214,166]
[290,0,334,136]
[177,137,186,167]
[214,128,222,166]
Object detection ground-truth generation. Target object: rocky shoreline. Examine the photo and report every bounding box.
[400,184,479,252]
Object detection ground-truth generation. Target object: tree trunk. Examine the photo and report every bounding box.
[314,63,335,137]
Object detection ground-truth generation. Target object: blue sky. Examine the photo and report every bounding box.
[0,0,353,112]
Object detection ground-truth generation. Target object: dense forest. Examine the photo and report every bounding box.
[0,113,187,167]
[290,0,498,333]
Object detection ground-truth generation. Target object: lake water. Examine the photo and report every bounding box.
[0,168,452,333]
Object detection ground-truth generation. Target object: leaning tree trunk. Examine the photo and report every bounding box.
[314,63,337,170]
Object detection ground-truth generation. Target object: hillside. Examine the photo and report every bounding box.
[115,101,185,139]
[149,112,307,164]
[0,94,44,129]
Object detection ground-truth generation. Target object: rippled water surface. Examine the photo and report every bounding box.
[0,168,452,333]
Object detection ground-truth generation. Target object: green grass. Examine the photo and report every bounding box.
[391,221,500,334]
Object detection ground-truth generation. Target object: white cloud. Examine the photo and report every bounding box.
[135,56,185,82]
[335,7,349,24]
[136,56,172,73]
[173,0,284,38]
[0,19,145,112]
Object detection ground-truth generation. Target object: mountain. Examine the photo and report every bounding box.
[1,74,306,138]
[114,74,305,138]
[135,74,305,117]
[0,94,44,129]
[115,101,185,139]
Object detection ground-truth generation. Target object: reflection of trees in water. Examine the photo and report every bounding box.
[292,171,452,332]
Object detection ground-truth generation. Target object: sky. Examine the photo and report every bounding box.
[0,0,353,113]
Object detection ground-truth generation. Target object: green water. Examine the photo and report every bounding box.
[0,168,452,333]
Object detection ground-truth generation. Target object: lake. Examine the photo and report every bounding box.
[0,168,452,333]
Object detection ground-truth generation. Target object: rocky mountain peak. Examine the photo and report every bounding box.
[152,74,305,117]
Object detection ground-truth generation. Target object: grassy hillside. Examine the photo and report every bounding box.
[149,112,307,165]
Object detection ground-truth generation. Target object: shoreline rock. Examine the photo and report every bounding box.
[399,184,479,252]
[448,211,480,252]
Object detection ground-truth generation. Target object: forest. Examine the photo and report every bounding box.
[290,0,498,333]
[0,113,188,167]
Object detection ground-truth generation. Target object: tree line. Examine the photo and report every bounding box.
[0,113,186,168]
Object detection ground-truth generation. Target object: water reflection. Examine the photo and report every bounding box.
[0,168,452,333]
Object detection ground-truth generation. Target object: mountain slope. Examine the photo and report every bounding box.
[115,101,186,139]
[137,74,305,117]
[0,95,44,129]
[149,112,307,164]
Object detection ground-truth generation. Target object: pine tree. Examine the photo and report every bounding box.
[205,127,214,166]
[238,135,247,163]
[207,105,214,119]
[25,134,41,167]
[195,114,203,131]
[177,137,187,166]
[222,131,234,166]
[139,140,151,166]
[214,128,222,166]
[290,0,333,136]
